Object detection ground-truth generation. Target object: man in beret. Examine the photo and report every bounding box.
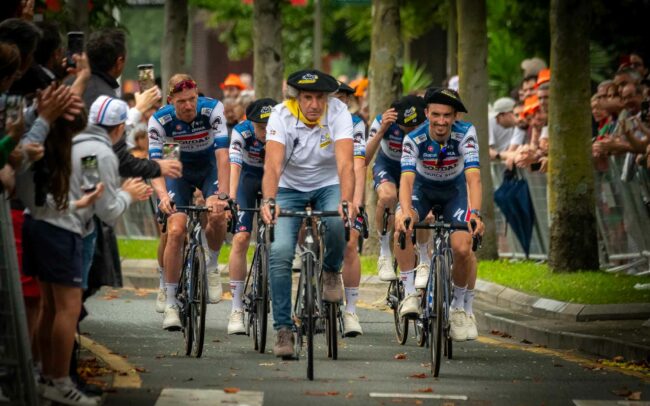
[394,88,485,342]
[364,95,427,283]
[260,69,357,357]
[226,97,277,335]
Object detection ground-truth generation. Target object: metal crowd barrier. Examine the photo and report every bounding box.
[0,192,38,405]
[491,158,650,274]
[115,194,160,239]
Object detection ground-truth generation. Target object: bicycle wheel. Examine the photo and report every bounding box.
[415,317,426,347]
[255,243,270,354]
[304,255,315,381]
[326,302,338,360]
[442,250,453,360]
[389,279,409,345]
[190,245,207,358]
[430,255,443,377]
[180,250,193,356]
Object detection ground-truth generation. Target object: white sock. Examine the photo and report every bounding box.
[418,243,429,265]
[208,249,220,272]
[379,233,391,257]
[345,287,359,313]
[464,289,475,315]
[451,284,467,310]
[230,280,245,311]
[165,283,178,306]
[158,266,165,290]
[400,269,416,295]
[52,376,73,388]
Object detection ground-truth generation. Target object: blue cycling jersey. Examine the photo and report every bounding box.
[229,120,265,174]
[352,114,366,159]
[368,113,407,162]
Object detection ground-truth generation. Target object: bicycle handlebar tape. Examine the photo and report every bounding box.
[470,219,479,252]
[227,199,238,234]
[269,202,276,243]
[399,218,411,250]
[342,201,350,242]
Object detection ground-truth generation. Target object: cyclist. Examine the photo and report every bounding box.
[260,69,357,357]
[333,82,366,337]
[394,87,485,341]
[226,97,278,335]
[365,95,426,281]
[148,74,231,330]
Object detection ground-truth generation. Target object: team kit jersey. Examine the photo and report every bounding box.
[369,114,407,189]
[352,114,366,232]
[148,97,228,206]
[401,120,480,223]
[229,120,266,233]
[265,97,353,192]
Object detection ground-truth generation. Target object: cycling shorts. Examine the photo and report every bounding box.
[234,170,263,234]
[408,177,471,227]
[372,153,401,190]
[165,157,218,209]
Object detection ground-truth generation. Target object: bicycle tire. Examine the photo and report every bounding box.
[443,250,453,360]
[191,245,207,358]
[326,302,338,360]
[415,318,426,347]
[430,255,443,377]
[180,248,193,356]
[390,280,409,345]
[256,243,270,354]
[305,255,315,381]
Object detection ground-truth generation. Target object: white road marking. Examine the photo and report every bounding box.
[369,392,468,400]
[155,389,263,406]
[573,401,650,406]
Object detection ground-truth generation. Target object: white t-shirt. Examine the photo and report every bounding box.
[266,97,353,192]
[488,115,519,152]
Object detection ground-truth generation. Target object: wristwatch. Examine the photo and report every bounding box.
[217,192,229,201]
[470,209,482,220]
[262,197,276,206]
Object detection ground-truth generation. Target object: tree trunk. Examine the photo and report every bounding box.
[162,0,189,98]
[365,0,402,255]
[446,0,457,77]
[253,0,283,101]
[457,0,498,260]
[548,0,598,271]
[67,0,89,35]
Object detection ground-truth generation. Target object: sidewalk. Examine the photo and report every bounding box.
[121,259,650,362]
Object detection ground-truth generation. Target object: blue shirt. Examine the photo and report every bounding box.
[229,120,265,175]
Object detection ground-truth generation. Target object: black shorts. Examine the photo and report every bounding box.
[22,215,83,288]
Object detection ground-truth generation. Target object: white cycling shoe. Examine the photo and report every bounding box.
[377,256,396,281]
[449,308,468,341]
[163,304,182,331]
[227,310,246,335]
[342,311,363,337]
[155,288,166,313]
[414,263,430,289]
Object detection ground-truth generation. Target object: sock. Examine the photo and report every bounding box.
[464,289,475,316]
[400,269,416,295]
[344,287,359,313]
[52,376,73,389]
[379,233,391,257]
[230,280,245,311]
[418,243,429,265]
[208,249,220,273]
[450,284,467,310]
[157,266,165,290]
[165,283,178,306]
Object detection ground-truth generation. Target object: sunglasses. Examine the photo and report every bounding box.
[170,79,197,95]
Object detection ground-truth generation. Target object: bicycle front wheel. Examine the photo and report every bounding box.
[255,243,270,354]
[325,302,338,360]
[430,256,443,377]
[304,256,315,380]
[190,245,207,358]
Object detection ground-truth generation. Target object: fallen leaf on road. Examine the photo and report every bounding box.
[612,387,632,397]
[223,387,240,394]
[420,363,431,368]
[134,367,146,373]
[613,355,625,363]
[134,290,151,297]
[345,392,353,399]
[409,373,426,379]
[212,339,221,343]
[357,376,367,380]
[417,387,433,393]
[394,353,407,360]
[520,339,532,344]
[184,377,193,382]
[305,391,339,396]
[627,392,642,401]
[155,354,165,359]
[259,362,275,366]
[102,294,119,301]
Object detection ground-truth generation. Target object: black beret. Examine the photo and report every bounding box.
[390,95,426,127]
[423,87,468,113]
[336,81,355,95]
[246,98,278,123]
[287,69,339,93]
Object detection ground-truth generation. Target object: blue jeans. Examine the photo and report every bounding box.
[269,185,345,330]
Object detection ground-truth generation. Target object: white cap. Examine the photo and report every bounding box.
[521,57,547,78]
[492,97,516,114]
[89,95,128,126]
[448,75,459,91]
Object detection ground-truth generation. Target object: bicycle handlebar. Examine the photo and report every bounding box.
[278,203,350,242]
[398,218,481,252]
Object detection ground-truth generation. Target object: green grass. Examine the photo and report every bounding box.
[118,239,650,305]
[478,260,650,304]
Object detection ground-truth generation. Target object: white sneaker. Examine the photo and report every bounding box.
[414,263,430,289]
[398,293,421,318]
[342,311,363,337]
[465,313,478,340]
[207,270,222,304]
[163,304,182,331]
[449,308,468,341]
[377,256,396,281]
[292,250,302,271]
[227,309,246,335]
[42,378,99,406]
[155,288,166,313]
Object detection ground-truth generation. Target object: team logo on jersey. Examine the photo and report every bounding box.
[320,132,332,149]
[241,130,252,139]
[176,124,183,131]
[201,107,213,116]
[393,130,400,136]
[149,129,161,141]
[404,107,417,123]
[427,145,433,152]
[414,133,427,144]
[232,141,242,152]
[158,114,172,125]
[269,129,276,136]
[260,105,273,119]
[298,73,318,84]
[451,131,464,141]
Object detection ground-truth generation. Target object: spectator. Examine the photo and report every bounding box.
[220,73,245,99]
[613,67,642,97]
[535,69,550,113]
[122,92,136,108]
[223,97,245,136]
[130,129,148,159]
[239,72,253,90]
[489,97,525,162]
[619,82,649,154]
[519,75,538,102]
[629,52,648,80]
[0,41,21,168]
[521,57,547,78]
[0,18,41,81]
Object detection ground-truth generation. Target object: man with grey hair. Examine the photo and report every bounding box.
[489,97,525,162]
[260,69,357,358]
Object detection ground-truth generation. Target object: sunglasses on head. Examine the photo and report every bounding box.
[170,79,197,95]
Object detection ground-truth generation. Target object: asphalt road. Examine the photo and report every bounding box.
[81,288,649,406]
